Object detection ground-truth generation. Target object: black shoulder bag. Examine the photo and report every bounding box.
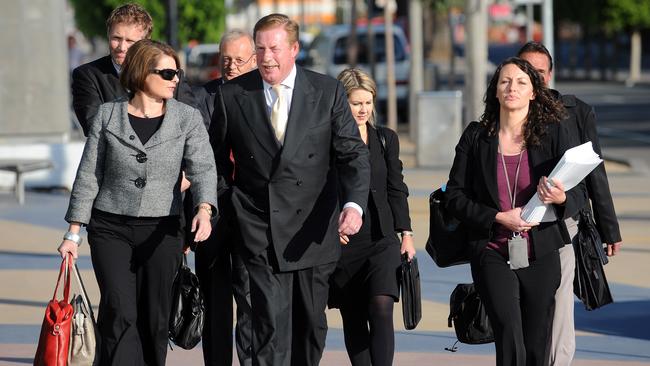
[169,255,205,349]
[446,283,494,351]
[425,123,481,267]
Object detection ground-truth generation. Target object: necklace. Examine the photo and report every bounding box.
[143,112,150,118]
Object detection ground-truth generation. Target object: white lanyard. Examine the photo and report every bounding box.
[498,143,524,210]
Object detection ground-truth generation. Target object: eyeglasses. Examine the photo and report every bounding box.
[222,54,255,67]
[151,69,182,81]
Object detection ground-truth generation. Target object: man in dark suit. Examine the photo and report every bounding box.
[211,13,370,366]
[518,42,622,365]
[72,3,195,136]
[192,30,257,366]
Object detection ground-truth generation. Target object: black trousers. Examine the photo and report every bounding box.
[245,249,336,366]
[195,213,253,366]
[472,248,561,366]
[87,211,182,366]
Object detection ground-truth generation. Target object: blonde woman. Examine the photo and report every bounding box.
[330,68,415,366]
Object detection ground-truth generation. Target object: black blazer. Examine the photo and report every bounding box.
[559,92,622,244]
[446,121,588,260]
[72,55,198,136]
[366,126,412,237]
[193,77,223,129]
[211,67,370,271]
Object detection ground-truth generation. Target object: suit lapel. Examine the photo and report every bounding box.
[479,131,500,208]
[278,67,320,165]
[145,99,184,149]
[234,72,280,156]
[104,101,146,152]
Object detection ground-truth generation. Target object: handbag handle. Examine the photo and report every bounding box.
[71,262,96,320]
[52,253,73,303]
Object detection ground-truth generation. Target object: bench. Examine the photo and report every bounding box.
[0,159,53,205]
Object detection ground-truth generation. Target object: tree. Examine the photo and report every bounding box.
[68,0,225,47]
[605,0,650,86]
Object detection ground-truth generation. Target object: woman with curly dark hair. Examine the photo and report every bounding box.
[445,57,587,366]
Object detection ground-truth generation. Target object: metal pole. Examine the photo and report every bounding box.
[542,0,554,88]
[526,3,534,41]
[465,0,488,123]
[408,0,423,137]
[166,0,178,50]
[384,1,397,130]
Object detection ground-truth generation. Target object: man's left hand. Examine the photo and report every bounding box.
[338,207,363,236]
[607,241,622,256]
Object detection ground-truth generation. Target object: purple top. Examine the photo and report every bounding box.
[488,150,535,258]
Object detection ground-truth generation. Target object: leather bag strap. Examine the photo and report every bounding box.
[52,254,73,302]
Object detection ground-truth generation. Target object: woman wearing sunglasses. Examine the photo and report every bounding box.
[58,39,217,365]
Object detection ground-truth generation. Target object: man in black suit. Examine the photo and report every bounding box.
[518,42,622,365]
[72,3,195,136]
[211,14,370,366]
[193,30,257,366]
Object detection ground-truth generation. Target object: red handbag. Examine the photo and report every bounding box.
[34,254,74,366]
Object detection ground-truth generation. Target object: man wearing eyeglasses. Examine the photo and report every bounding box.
[192,29,257,366]
[71,3,196,137]
[194,30,257,126]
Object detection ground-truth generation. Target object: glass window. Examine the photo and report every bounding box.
[333,33,406,65]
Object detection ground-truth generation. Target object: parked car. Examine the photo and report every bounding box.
[185,43,220,84]
[305,24,410,119]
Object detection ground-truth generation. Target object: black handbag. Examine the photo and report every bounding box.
[425,188,470,267]
[399,254,422,330]
[573,208,614,311]
[448,283,494,345]
[169,255,204,349]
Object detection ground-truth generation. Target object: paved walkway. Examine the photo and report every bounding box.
[1,157,649,365]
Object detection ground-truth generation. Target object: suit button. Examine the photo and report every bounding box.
[129,135,135,140]
[272,209,279,213]
[136,153,148,163]
[308,153,315,158]
[296,209,302,214]
[134,178,146,188]
[296,180,303,186]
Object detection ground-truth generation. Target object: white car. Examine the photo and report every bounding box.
[185,43,220,84]
[306,24,410,115]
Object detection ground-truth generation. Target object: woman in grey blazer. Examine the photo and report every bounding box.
[58,40,217,366]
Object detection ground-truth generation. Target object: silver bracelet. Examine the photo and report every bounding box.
[63,231,83,246]
[401,230,414,238]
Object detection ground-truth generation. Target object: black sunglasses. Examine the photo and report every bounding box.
[151,68,182,81]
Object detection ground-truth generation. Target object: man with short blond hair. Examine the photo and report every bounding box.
[211,13,370,365]
[72,3,194,136]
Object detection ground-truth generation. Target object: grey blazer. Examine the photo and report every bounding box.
[65,98,218,224]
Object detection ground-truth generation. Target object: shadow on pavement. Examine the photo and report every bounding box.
[0,357,32,364]
[576,300,650,340]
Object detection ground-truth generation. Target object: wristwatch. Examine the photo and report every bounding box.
[63,231,83,246]
[198,205,213,216]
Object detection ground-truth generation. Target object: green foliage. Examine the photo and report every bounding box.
[555,0,606,28]
[605,0,650,31]
[69,0,224,46]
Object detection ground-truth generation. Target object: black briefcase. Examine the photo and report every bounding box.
[425,188,470,267]
[400,254,422,330]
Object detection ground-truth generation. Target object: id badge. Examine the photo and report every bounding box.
[508,234,529,270]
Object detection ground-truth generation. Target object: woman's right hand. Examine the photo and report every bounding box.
[58,239,78,260]
[495,208,539,233]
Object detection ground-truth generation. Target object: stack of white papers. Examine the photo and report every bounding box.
[521,141,603,223]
